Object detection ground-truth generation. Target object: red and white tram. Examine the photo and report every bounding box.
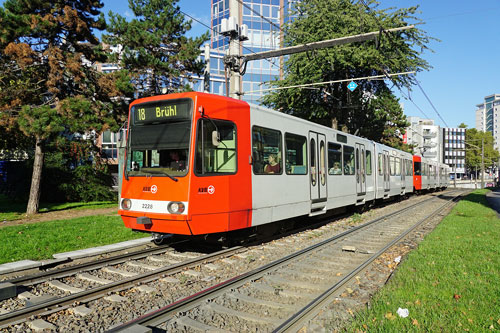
[118,92,448,236]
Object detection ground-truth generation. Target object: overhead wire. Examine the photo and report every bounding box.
[179,8,281,71]
[358,0,447,126]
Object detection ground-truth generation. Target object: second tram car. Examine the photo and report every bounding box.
[119,92,448,236]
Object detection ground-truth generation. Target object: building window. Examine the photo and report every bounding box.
[101,130,118,159]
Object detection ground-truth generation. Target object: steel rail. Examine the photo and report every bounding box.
[108,191,458,332]
[0,245,244,328]
[3,240,188,286]
[273,191,465,332]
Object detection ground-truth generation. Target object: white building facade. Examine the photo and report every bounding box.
[405,116,443,163]
[443,127,466,179]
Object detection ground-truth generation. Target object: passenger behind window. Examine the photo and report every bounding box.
[168,150,186,171]
[329,162,342,175]
[264,153,281,174]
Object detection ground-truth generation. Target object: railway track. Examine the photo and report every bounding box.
[0,190,462,331]
[108,190,464,332]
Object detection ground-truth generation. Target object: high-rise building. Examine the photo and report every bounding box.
[443,127,466,179]
[195,0,297,104]
[475,94,500,150]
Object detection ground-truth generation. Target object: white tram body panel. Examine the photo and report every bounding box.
[247,103,413,227]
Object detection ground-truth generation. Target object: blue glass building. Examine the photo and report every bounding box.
[192,0,298,104]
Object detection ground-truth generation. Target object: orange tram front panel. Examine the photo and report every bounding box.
[413,155,422,191]
[119,92,253,235]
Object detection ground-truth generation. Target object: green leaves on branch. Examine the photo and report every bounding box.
[262,0,435,147]
[104,0,209,97]
[465,129,499,170]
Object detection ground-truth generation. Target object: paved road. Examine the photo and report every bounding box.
[486,189,500,218]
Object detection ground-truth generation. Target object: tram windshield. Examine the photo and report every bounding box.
[414,161,421,176]
[126,99,192,177]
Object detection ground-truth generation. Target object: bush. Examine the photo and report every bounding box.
[59,164,115,202]
[0,138,116,203]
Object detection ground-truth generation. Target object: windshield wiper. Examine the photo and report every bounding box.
[143,169,178,182]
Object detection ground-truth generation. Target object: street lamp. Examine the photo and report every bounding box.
[465,138,485,189]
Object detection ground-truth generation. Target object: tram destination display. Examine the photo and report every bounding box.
[133,99,191,125]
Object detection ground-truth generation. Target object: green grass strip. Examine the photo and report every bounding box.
[347,189,500,332]
[0,215,145,264]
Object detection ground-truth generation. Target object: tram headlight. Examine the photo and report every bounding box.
[121,198,132,210]
[168,202,185,214]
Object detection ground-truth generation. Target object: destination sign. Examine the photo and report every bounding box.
[133,99,191,125]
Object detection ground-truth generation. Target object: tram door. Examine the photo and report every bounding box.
[355,143,366,195]
[383,150,390,192]
[309,132,327,204]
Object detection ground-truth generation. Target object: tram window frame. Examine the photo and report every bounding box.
[366,150,372,175]
[343,145,355,175]
[319,140,326,185]
[389,156,395,176]
[327,142,342,175]
[285,133,307,175]
[194,118,237,176]
[378,153,383,176]
[336,133,347,143]
[252,126,283,175]
[414,161,421,176]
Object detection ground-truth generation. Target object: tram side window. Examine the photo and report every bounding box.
[195,119,237,175]
[343,146,355,175]
[389,156,395,176]
[378,153,383,175]
[252,126,282,175]
[366,150,372,175]
[285,133,307,175]
[407,160,413,176]
[328,143,342,175]
[396,157,401,176]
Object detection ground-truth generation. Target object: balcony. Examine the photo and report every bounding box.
[423,141,437,148]
[422,130,437,138]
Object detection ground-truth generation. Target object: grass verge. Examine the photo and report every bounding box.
[0,215,146,264]
[347,189,500,331]
[0,194,117,221]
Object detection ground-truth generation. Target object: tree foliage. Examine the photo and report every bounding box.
[465,129,499,170]
[104,0,209,97]
[0,0,128,213]
[261,0,435,146]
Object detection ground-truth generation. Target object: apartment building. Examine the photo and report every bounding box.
[405,116,443,163]
[475,94,500,150]
[443,127,466,179]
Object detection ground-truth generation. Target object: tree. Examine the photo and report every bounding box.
[458,122,468,128]
[0,0,129,214]
[261,0,435,146]
[104,0,209,97]
[465,129,499,171]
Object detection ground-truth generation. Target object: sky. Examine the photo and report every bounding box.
[100,0,500,129]
[3,0,499,129]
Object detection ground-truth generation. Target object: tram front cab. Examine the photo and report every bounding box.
[119,93,252,235]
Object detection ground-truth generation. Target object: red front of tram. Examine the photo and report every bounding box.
[118,92,252,235]
[413,155,423,191]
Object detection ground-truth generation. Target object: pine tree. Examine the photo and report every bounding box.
[104,0,209,97]
[0,0,130,214]
[262,0,435,147]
